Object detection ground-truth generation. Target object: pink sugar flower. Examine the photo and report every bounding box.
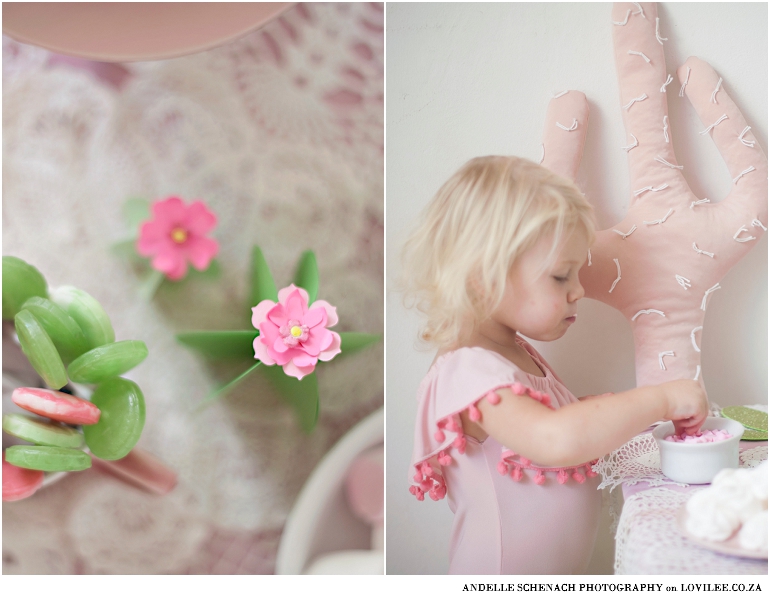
[136,197,219,280]
[251,284,342,380]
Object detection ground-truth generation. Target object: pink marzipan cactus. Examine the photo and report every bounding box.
[252,284,342,380]
[136,196,219,280]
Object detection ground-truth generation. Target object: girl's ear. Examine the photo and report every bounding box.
[466,271,502,323]
[466,272,489,310]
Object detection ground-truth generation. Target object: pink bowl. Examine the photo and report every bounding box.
[3,2,293,62]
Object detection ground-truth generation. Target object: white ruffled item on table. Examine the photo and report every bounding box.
[685,461,767,549]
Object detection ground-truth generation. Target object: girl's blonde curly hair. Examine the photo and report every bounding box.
[400,155,595,348]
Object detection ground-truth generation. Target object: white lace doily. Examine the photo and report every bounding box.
[595,434,767,492]
[595,405,768,492]
[614,487,768,575]
[3,2,383,574]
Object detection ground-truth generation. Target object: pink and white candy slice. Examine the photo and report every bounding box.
[3,451,44,501]
[12,387,100,425]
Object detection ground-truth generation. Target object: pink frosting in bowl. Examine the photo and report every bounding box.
[652,417,745,484]
[664,429,733,443]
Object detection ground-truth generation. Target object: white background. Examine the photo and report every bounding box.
[385,2,767,575]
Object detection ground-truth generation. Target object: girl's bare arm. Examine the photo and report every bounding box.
[470,380,708,467]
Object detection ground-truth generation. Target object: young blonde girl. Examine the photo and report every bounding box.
[401,156,709,575]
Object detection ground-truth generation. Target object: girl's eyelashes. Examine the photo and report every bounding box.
[552,275,569,283]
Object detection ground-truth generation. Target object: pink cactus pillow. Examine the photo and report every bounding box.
[540,3,766,390]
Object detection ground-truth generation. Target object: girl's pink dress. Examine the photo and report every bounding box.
[409,339,602,574]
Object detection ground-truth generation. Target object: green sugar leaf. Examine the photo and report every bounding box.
[188,258,222,281]
[110,239,143,262]
[177,330,257,360]
[261,366,319,433]
[338,332,382,358]
[249,246,278,308]
[137,268,165,300]
[293,250,319,305]
[196,361,262,410]
[123,197,151,229]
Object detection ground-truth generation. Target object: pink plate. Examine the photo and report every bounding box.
[3,2,293,62]
[678,505,768,561]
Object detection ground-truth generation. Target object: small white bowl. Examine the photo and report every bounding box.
[275,407,383,574]
[652,417,745,484]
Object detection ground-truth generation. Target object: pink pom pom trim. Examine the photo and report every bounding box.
[409,461,446,502]
[410,384,597,502]
[445,419,461,433]
[494,452,599,487]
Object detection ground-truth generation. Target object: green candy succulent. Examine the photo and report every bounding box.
[49,285,115,351]
[68,340,149,384]
[3,413,84,449]
[14,309,69,390]
[21,297,90,365]
[3,256,149,474]
[5,445,92,472]
[2,256,48,320]
[83,377,146,460]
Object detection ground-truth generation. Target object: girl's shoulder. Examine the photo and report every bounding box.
[418,344,549,405]
[426,345,518,380]
[424,339,550,384]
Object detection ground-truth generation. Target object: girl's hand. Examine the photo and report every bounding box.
[659,380,710,436]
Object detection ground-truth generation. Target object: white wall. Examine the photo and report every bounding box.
[386,3,767,575]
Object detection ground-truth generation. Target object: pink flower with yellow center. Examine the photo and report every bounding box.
[136,196,219,280]
[252,284,342,380]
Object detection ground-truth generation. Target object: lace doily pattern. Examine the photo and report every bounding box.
[594,433,686,492]
[594,434,767,492]
[614,487,767,575]
[3,2,383,575]
[740,445,769,468]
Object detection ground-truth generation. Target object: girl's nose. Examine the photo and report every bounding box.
[570,282,585,303]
